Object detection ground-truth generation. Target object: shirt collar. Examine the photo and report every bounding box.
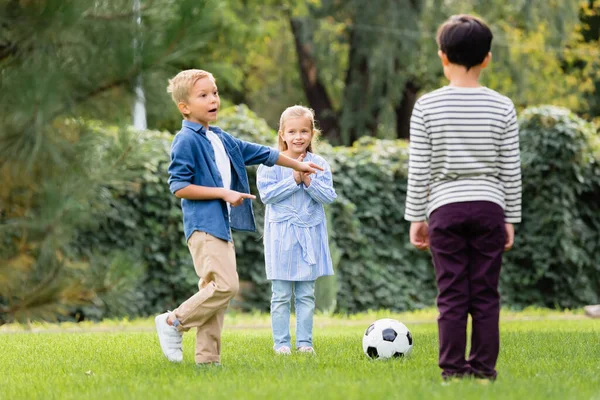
[181,120,224,136]
[182,119,208,134]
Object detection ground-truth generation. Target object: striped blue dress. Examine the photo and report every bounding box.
[257,152,337,281]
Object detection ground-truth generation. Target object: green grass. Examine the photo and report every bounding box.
[1,313,599,400]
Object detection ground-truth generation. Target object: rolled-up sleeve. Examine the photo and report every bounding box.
[168,135,195,194]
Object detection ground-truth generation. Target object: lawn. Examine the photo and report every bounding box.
[1,310,598,400]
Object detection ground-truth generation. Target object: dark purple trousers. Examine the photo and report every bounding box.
[428,201,506,380]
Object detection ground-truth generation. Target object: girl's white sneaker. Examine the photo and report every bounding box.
[297,346,315,354]
[275,346,292,355]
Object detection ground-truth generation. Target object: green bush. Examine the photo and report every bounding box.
[502,106,600,308]
[328,107,600,312]
[74,128,196,318]
[0,121,149,324]
[326,139,437,313]
[71,105,600,319]
[66,127,185,319]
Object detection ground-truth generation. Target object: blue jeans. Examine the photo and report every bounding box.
[271,280,316,350]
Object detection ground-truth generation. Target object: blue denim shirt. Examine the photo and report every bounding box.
[168,120,280,242]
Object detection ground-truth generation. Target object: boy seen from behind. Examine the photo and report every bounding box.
[405,15,522,380]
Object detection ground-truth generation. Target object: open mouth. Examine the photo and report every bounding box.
[208,108,218,113]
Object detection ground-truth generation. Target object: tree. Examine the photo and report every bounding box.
[0,0,229,323]
[577,0,600,120]
[257,0,598,145]
[148,0,284,132]
[287,0,435,144]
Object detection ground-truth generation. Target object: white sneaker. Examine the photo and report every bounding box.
[155,312,183,362]
[584,304,600,318]
[274,346,291,355]
[297,346,316,354]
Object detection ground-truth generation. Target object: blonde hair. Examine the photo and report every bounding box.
[166,69,214,104]
[278,105,320,153]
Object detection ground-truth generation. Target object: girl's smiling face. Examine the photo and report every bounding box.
[280,116,313,156]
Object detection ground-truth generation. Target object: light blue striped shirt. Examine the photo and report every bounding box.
[257,152,337,281]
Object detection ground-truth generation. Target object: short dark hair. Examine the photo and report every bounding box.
[436,15,493,70]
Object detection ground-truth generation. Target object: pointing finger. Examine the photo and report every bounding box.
[309,162,324,171]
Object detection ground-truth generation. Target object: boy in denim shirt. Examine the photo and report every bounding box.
[157,69,323,366]
[405,15,522,380]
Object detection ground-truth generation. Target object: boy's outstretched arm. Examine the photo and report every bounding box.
[230,135,323,174]
[276,153,323,174]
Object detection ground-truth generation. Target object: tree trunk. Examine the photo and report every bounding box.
[289,17,341,143]
[395,80,419,140]
[341,26,381,145]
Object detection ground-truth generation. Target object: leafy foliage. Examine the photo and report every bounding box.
[69,105,600,319]
[234,0,600,143]
[502,106,600,308]
[329,106,600,312]
[0,121,148,323]
[0,0,239,324]
[325,138,437,312]
[3,95,599,322]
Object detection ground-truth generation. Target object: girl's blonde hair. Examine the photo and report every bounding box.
[167,69,214,104]
[277,105,320,153]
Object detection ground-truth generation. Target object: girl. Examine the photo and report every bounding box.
[257,105,337,355]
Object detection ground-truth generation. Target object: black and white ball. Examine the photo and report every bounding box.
[362,318,413,359]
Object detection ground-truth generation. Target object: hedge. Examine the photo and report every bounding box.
[76,105,600,319]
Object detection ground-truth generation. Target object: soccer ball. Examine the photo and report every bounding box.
[362,318,413,360]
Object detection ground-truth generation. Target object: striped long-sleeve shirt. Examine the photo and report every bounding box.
[257,152,336,281]
[404,86,522,223]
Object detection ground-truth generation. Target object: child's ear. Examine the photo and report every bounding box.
[481,52,492,68]
[278,130,288,149]
[438,50,450,67]
[177,101,189,116]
